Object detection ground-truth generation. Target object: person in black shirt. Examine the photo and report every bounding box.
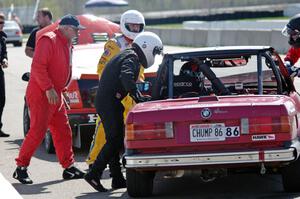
[84,32,163,192]
[25,8,52,58]
[0,13,9,137]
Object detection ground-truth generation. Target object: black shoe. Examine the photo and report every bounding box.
[84,172,108,192]
[0,130,9,137]
[13,167,33,184]
[111,174,126,189]
[63,166,85,180]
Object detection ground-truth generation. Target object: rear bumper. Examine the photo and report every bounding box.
[6,36,22,43]
[124,140,300,169]
[68,112,97,128]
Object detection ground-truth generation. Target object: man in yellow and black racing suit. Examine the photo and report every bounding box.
[86,10,145,189]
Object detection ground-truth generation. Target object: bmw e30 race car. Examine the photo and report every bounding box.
[123,46,300,197]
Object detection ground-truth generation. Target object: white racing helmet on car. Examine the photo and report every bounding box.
[133,31,163,68]
[120,10,145,40]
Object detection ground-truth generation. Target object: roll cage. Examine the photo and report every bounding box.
[152,46,294,100]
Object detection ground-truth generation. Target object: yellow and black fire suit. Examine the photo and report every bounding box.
[86,35,144,165]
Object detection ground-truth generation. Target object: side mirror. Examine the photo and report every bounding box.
[22,72,30,82]
[137,81,151,92]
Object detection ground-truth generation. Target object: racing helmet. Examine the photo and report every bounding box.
[133,31,163,68]
[120,10,145,40]
[282,13,300,48]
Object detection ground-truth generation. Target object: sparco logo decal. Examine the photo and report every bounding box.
[174,82,192,87]
[252,134,275,141]
[201,108,211,119]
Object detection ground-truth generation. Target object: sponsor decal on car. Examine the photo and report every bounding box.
[173,82,193,87]
[214,108,228,114]
[68,91,80,104]
[88,114,98,123]
[252,134,275,141]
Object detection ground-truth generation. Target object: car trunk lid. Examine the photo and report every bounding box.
[126,95,297,152]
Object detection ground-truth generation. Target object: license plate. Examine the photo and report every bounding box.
[190,123,240,142]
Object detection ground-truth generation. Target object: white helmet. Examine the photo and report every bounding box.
[133,31,163,68]
[120,10,145,40]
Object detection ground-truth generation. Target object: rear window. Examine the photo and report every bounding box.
[155,54,283,99]
[4,21,19,28]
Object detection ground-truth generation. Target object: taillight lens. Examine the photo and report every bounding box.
[241,116,294,134]
[125,122,174,141]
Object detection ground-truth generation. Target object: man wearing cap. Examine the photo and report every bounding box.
[13,14,85,184]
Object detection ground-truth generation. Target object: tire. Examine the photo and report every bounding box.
[282,157,300,192]
[44,130,55,154]
[126,169,155,197]
[23,102,30,137]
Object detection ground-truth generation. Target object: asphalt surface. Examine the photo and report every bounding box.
[1,44,300,199]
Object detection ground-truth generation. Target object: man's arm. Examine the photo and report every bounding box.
[96,39,120,77]
[0,32,8,68]
[284,47,300,65]
[25,28,38,58]
[120,56,138,93]
[25,47,34,58]
[120,56,150,103]
[31,36,54,91]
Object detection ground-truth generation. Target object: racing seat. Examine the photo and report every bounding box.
[173,61,206,98]
[151,61,207,100]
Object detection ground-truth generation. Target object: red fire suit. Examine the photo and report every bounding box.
[284,47,300,65]
[15,29,74,168]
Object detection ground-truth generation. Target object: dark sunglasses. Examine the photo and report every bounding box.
[0,21,5,24]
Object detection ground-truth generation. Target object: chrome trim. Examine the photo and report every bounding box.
[124,148,297,169]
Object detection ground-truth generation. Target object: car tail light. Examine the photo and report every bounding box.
[241,116,295,134]
[16,31,21,36]
[125,122,174,141]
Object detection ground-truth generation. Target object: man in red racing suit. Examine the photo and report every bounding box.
[13,14,85,184]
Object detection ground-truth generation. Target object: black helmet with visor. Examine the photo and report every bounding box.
[282,14,300,48]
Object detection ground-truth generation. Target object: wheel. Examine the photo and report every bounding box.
[126,169,155,197]
[44,130,55,154]
[282,157,300,192]
[23,101,30,137]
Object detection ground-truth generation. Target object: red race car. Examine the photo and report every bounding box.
[123,46,300,197]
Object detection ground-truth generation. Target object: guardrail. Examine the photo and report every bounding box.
[147,28,290,54]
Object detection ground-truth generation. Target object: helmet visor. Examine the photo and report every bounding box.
[282,25,300,37]
[125,23,144,33]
